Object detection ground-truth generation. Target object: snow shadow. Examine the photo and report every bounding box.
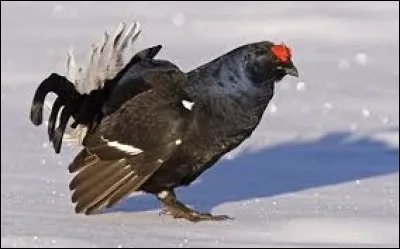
[108,130,399,214]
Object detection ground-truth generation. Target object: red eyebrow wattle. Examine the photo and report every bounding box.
[271,44,292,62]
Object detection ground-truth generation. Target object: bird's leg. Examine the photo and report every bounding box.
[157,190,232,222]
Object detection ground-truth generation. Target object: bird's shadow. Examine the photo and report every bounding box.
[106,129,399,214]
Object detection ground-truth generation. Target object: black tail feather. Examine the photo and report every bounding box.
[30,45,162,127]
[52,103,76,153]
[30,45,164,154]
[30,72,107,153]
[48,97,66,142]
[30,73,82,153]
[30,73,80,126]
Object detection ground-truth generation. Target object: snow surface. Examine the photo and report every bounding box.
[1,1,399,248]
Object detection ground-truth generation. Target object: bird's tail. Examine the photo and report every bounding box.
[29,22,142,153]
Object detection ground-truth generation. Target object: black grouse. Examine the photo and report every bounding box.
[29,22,299,222]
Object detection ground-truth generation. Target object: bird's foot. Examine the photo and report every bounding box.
[162,201,232,222]
[157,190,233,222]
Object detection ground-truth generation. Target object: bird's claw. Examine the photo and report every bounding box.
[158,190,233,222]
[164,206,233,222]
[186,213,233,222]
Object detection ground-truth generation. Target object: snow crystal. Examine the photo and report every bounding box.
[296,82,306,91]
[323,102,332,114]
[362,108,370,118]
[268,103,277,113]
[381,116,390,124]
[354,53,368,66]
[355,180,361,185]
[171,13,186,27]
[323,102,332,110]
[40,159,46,165]
[45,179,55,184]
[338,59,351,71]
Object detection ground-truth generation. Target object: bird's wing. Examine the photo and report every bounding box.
[68,68,190,214]
[100,52,179,116]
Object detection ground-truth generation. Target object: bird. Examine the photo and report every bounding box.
[29,21,299,222]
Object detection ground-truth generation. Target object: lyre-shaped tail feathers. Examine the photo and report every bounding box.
[41,21,142,148]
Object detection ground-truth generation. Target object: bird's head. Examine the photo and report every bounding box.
[241,41,299,84]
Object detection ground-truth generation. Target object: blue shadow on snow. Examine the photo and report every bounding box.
[107,130,399,214]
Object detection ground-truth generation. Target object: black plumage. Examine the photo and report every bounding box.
[29,25,298,221]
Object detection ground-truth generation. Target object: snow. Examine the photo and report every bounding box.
[338,59,351,71]
[52,3,64,14]
[296,81,306,91]
[354,53,368,66]
[362,108,371,118]
[1,1,399,248]
[171,13,186,27]
[323,102,333,114]
[268,103,277,114]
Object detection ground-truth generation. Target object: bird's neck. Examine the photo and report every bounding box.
[185,57,275,122]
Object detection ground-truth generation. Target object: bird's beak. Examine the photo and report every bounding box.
[285,63,299,77]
